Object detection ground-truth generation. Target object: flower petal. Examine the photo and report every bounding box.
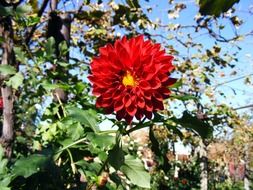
[135,110,144,120]
[144,111,153,120]
[139,80,151,90]
[126,104,137,116]
[145,100,153,112]
[149,78,161,89]
[153,92,163,101]
[152,98,164,111]
[159,87,171,98]
[123,94,132,107]
[116,109,126,121]
[114,99,124,111]
[137,97,145,108]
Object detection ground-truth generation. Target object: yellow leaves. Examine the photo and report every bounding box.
[29,0,39,14]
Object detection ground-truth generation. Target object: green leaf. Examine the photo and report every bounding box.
[0,5,13,16]
[0,146,11,187]
[0,186,11,190]
[0,158,8,174]
[169,79,182,89]
[0,176,11,188]
[45,37,55,58]
[172,111,213,139]
[170,94,197,101]
[0,146,5,161]
[41,81,69,91]
[15,4,32,17]
[26,16,40,26]
[0,37,4,44]
[87,133,115,149]
[108,145,125,170]
[12,154,50,178]
[67,123,84,141]
[0,65,16,75]
[76,161,100,173]
[67,107,99,133]
[14,47,27,64]
[6,72,24,90]
[75,82,86,94]
[58,138,74,148]
[59,41,69,57]
[121,155,150,188]
[54,137,88,160]
[98,151,107,162]
[199,0,240,17]
[41,81,58,91]
[126,0,140,8]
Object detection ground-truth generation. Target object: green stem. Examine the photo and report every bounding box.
[54,130,117,160]
[97,158,108,176]
[55,92,67,117]
[97,130,118,134]
[66,148,77,174]
[56,110,61,119]
[51,92,62,119]
[125,121,153,135]
[55,137,87,155]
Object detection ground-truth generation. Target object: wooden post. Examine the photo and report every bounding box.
[200,140,208,190]
[244,143,250,190]
[0,15,15,158]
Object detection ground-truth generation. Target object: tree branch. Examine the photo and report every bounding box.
[234,104,253,111]
[0,14,15,158]
[25,0,50,44]
[214,73,253,89]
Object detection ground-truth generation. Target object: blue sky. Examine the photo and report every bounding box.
[140,0,253,112]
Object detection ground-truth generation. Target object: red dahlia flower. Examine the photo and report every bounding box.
[88,35,175,123]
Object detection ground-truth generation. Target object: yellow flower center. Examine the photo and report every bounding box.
[122,72,136,87]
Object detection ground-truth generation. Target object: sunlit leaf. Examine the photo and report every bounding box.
[45,37,55,59]
[66,122,85,140]
[0,65,16,75]
[67,107,99,133]
[15,4,32,17]
[26,16,40,26]
[87,133,115,149]
[121,155,150,188]
[14,47,27,64]
[169,79,182,89]
[170,94,197,101]
[0,177,11,189]
[6,72,24,90]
